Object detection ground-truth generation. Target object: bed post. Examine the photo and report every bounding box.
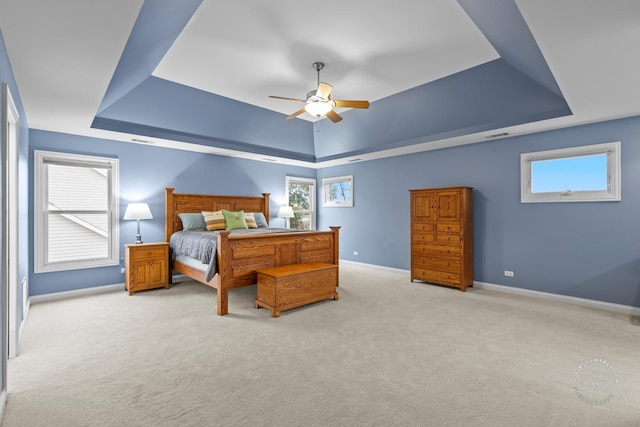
[216,230,233,316]
[165,187,175,242]
[330,226,340,265]
[262,193,270,225]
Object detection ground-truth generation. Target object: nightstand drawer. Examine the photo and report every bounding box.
[130,246,167,260]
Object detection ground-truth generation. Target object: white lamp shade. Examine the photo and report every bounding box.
[123,203,153,220]
[277,206,294,218]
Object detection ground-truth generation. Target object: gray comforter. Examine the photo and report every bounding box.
[170,230,219,281]
[169,228,301,282]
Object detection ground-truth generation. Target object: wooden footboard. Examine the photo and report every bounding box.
[165,188,340,316]
[213,227,340,315]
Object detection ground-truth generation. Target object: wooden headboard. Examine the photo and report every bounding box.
[165,188,271,241]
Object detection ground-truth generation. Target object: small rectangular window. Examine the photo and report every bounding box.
[34,150,119,272]
[323,175,354,207]
[521,141,620,203]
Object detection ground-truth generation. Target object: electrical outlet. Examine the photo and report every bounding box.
[121,268,125,274]
[504,270,514,277]
[353,251,359,256]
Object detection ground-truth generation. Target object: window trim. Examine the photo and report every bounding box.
[285,176,316,230]
[322,175,354,207]
[34,150,119,273]
[520,141,621,203]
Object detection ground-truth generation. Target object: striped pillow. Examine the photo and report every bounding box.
[244,212,257,229]
[202,210,226,231]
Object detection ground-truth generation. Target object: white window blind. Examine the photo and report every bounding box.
[35,150,119,273]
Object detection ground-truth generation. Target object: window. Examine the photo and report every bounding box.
[323,175,354,207]
[34,150,119,272]
[520,142,620,203]
[286,176,316,230]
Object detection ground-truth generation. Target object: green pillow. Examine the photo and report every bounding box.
[222,210,248,230]
[177,213,206,230]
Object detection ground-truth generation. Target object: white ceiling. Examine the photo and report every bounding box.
[1,0,640,167]
[153,0,498,118]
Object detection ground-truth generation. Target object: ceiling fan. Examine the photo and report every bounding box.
[269,62,370,123]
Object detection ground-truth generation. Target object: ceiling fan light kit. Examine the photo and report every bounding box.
[305,98,334,117]
[269,61,370,123]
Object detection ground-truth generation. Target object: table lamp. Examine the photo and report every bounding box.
[277,205,294,229]
[123,203,153,244]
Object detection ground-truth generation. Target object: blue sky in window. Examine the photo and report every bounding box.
[531,154,607,193]
[329,182,351,201]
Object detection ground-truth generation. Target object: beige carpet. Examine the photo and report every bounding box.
[2,263,640,426]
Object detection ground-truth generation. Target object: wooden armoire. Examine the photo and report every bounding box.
[409,187,473,291]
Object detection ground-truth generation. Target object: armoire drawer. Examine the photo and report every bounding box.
[413,256,461,273]
[414,243,461,257]
[412,268,461,286]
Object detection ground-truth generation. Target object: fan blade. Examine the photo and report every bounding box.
[333,100,370,109]
[316,82,333,100]
[286,108,306,120]
[325,109,343,123]
[269,95,306,102]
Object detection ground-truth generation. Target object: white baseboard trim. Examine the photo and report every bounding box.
[340,259,410,275]
[473,280,640,316]
[340,259,640,316]
[18,298,30,351]
[0,389,6,423]
[26,263,640,316]
[30,283,124,305]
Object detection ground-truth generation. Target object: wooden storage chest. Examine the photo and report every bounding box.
[255,262,338,317]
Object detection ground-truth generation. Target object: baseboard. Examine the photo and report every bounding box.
[26,264,640,316]
[0,389,6,423]
[18,298,30,351]
[29,274,190,305]
[340,259,640,316]
[30,283,124,304]
[473,280,640,316]
[339,259,409,275]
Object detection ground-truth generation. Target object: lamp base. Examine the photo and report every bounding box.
[134,234,143,244]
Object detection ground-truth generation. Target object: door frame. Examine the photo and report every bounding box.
[2,82,20,366]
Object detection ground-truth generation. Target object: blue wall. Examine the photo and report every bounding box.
[28,130,316,296]
[8,9,638,308]
[318,116,640,308]
[29,116,640,309]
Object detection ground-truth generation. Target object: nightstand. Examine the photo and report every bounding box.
[124,242,170,295]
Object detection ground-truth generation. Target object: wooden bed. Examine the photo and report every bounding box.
[165,188,340,316]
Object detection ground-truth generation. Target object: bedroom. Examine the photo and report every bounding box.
[1,0,640,425]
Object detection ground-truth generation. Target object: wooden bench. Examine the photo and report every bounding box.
[254,262,338,318]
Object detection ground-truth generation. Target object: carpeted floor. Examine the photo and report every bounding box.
[2,262,640,426]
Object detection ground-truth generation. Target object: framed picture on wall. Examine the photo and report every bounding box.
[322,175,353,207]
